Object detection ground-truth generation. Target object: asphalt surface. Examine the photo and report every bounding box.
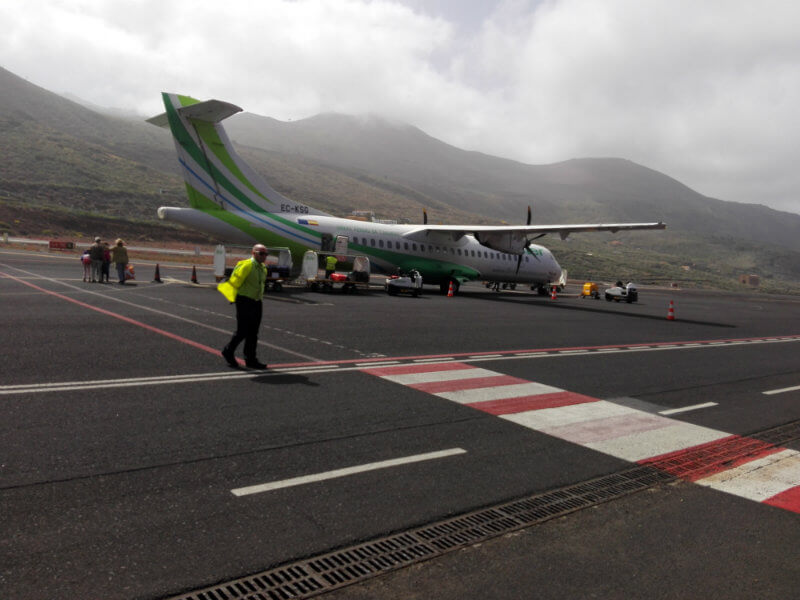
[1,247,799,599]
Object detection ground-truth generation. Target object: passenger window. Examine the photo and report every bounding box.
[412,243,417,251]
[370,238,375,247]
[404,242,409,250]
[379,240,384,248]
[457,249,462,256]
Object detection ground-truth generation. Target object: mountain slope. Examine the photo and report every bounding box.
[226,112,800,253]
[1,66,798,290]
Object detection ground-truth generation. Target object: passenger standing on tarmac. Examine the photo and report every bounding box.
[219,243,269,369]
[81,250,91,282]
[88,237,104,283]
[110,239,129,284]
[101,242,111,283]
[325,254,337,279]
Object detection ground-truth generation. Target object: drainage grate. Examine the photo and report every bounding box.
[753,419,800,448]
[164,465,672,600]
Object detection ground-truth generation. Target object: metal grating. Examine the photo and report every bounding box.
[166,419,800,600]
[753,419,800,447]
[164,465,672,600]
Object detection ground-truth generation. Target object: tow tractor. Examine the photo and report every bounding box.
[385,269,423,296]
[300,250,371,293]
[605,281,638,303]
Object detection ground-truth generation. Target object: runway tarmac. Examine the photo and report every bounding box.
[2,247,799,599]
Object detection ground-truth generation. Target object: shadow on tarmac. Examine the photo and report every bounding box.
[250,373,321,386]
[459,291,737,328]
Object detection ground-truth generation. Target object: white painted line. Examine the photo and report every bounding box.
[763,384,800,396]
[439,381,563,404]
[379,367,500,386]
[469,354,502,359]
[695,449,800,501]
[558,350,588,354]
[354,361,401,367]
[413,357,455,363]
[659,402,718,415]
[271,365,341,373]
[231,448,467,497]
[586,422,729,463]
[514,352,549,357]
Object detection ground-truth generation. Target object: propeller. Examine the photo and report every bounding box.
[515,205,533,275]
[423,208,428,225]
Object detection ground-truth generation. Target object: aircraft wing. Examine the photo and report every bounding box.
[402,222,666,254]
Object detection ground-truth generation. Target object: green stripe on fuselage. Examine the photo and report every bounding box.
[345,242,479,283]
[188,191,314,262]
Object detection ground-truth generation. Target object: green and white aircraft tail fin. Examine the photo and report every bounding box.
[148,93,328,253]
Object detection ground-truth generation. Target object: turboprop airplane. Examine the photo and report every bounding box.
[148,93,665,294]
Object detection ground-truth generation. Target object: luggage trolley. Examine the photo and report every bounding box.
[220,246,293,292]
[300,250,371,293]
[264,247,293,292]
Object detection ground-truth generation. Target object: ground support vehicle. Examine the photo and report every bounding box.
[605,282,638,303]
[581,282,600,299]
[385,269,423,296]
[300,251,371,293]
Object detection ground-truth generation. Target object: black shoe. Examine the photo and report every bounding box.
[221,348,239,368]
[245,359,267,369]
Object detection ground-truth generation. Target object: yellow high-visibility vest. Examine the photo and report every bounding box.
[217,258,254,303]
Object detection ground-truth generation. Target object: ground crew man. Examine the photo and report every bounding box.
[325,254,337,278]
[219,244,269,369]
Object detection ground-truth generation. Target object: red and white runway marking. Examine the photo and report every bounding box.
[363,362,800,514]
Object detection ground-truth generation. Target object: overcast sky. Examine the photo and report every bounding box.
[3,0,799,214]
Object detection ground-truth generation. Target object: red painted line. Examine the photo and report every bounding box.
[763,486,800,514]
[285,335,800,370]
[0,271,230,361]
[362,362,473,376]
[466,391,598,415]
[639,435,783,481]
[410,374,530,394]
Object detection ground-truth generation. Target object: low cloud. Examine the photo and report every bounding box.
[2,0,798,213]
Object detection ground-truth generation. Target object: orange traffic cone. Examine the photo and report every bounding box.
[551,286,557,300]
[447,280,454,297]
[153,263,163,283]
[191,265,198,284]
[667,300,675,320]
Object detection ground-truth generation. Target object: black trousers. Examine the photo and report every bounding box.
[224,296,262,360]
